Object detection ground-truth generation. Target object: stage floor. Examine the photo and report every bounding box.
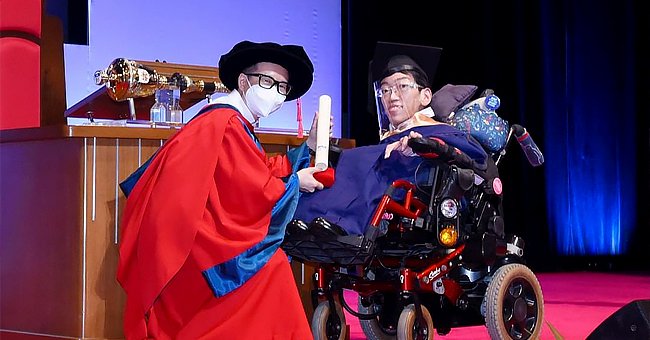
[343,271,650,339]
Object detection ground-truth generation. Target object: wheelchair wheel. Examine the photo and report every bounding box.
[312,300,347,340]
[396,304,434,340]
[483,263,544,340]
[358,295,398,340]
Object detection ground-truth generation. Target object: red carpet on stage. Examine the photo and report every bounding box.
[343,272,650,339]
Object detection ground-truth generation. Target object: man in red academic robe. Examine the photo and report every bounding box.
[117,41,327,339]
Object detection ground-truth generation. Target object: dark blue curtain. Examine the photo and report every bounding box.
[541,1,637,255]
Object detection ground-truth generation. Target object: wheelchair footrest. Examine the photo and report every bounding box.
[281,232,372,266]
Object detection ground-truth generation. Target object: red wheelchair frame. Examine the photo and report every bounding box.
[283,124,545,340]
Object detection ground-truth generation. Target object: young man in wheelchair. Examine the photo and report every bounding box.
[285,42,545,340]
[291,42,490,237]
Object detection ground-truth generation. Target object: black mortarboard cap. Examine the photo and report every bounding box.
[370,41,442,86]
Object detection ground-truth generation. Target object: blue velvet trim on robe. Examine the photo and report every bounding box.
[202,139,311,297]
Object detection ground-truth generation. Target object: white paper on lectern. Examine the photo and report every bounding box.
[314,95,331,170]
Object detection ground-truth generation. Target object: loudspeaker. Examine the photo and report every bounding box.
[586,299,650,340]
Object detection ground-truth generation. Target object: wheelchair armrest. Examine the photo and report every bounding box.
[408,137,476,169]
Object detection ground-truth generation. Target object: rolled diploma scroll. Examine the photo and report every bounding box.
[314,95,331,170]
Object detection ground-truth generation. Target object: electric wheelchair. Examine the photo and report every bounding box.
[282,95,545,340]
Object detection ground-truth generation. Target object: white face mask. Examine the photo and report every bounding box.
[244,77,286,118]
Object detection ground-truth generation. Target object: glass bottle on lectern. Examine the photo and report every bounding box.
[168,86,183,126]
[150,89,167,124]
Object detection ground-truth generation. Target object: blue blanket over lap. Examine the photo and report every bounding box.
[294,125,488,235]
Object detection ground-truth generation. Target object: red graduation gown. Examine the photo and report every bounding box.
[117,106,311,339]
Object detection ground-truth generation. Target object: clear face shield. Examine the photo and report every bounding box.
[373,80,392,140]
[373,75,424,140]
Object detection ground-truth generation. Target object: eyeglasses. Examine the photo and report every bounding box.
[245,73,291,96]
[376,82,422,97]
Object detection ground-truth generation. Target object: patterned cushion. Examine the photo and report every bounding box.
[450,97,510,153]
